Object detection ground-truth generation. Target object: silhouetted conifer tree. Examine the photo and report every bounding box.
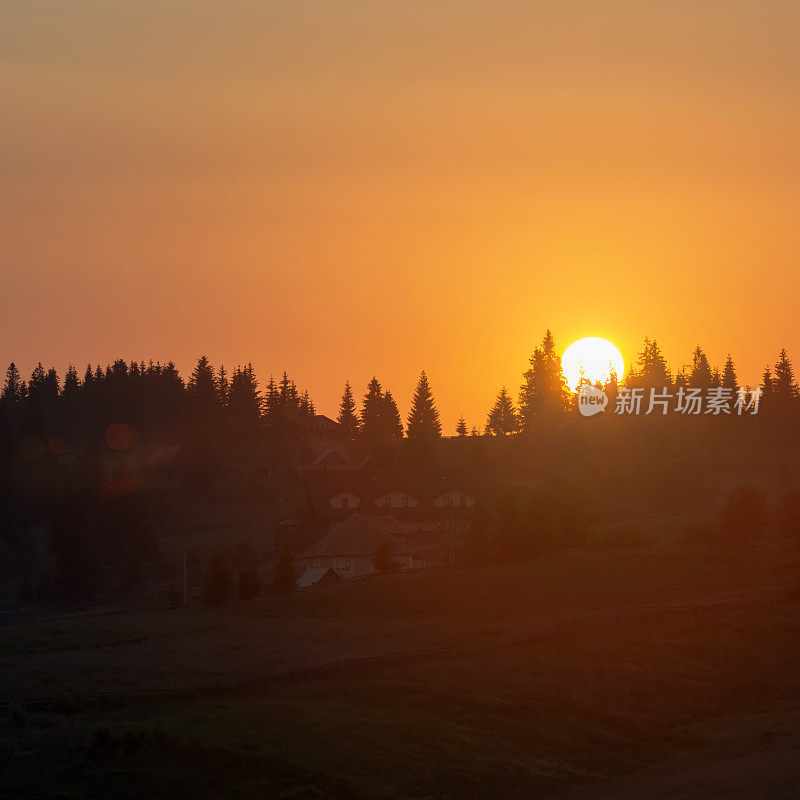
[406,371,442,439]
[518,330,570,430]
[1,363,23,405]
[263,376,281,431]
[381,390,404,439]
[337,381,360,439]
[187,356,220,433]
[721,355,739,393]
[773,348,798,400]
[228,364,262,442]
[486,387,519,435]
[631,339,671,389]
[689,345,713,389]
[761,365,774,399]
[217,365,230,408]
[360,376,385,443]
[62,365,80,396]
[455,416,468,436]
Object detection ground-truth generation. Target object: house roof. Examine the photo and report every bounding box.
[302,513,415,559]
[293,439,356,469]
[303,467,487,519]
[304,415,344,435]
[296,566,343,589]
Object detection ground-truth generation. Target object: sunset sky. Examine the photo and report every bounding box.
[3,1,800,428]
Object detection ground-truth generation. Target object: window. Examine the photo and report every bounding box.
[402,496,409,507]
[335,557,353,572]
[460,496,467,507]
[384,496,392,509]
[341,496,348,510]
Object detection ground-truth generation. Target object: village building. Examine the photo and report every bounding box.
[300,512,428,579]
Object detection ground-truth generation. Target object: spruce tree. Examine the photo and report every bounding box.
[632,338,671,389]
[62,365,80,396]
[228,364,262,442]
[518,330,570,430]
[188,356,218,403]
[381,390,404,439]
[299,389,316,418]
[337,381,360,439]
[455,416,468,436]
[773,348,798,400]
[263,376,280,431]
[721,355,739,393]
[761,365,774,399]
[187,355,220,435]
[486,387,520,435]
[1,363,23,404]
[406,371,442,439]
[360,377,385,443]
[217,365,230,408]
[689,345,713,389]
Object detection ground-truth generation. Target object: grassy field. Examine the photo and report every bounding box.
[4,544,800,798]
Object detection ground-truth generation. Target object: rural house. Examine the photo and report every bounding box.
[300,513,428,579]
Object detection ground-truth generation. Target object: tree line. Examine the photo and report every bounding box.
[481,332,799,436]
[1,333,797,454]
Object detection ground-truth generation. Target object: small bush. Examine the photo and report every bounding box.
[273,544,296,594]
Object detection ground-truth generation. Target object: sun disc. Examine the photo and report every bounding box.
[561,337,625,392]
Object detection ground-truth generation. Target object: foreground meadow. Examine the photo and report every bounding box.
[3,544,800,798]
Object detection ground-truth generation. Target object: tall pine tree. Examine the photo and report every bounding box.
[689,345,713,389]
[406,371,442,439]
[337,381,360,439]
[486,387,519,435]
[360,377,385,443]
[518,330,570,430]
[721,354,739,393]
[381,390,404,439]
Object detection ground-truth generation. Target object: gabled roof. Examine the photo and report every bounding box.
[297,566,343,589]
[302,513,415,558]
[303,466,486,518]
[294,440,355,468]
[304,415,344,434]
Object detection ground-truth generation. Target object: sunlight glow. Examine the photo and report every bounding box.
[561,337,625,392]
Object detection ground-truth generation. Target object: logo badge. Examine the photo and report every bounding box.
[578,384,608,417]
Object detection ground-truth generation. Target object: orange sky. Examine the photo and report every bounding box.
[2,1,799,430]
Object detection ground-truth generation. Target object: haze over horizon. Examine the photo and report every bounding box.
[3,1,799,427]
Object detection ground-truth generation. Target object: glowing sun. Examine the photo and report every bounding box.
[561,337,625,392]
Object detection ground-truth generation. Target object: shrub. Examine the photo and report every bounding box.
[273,544,296,594]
